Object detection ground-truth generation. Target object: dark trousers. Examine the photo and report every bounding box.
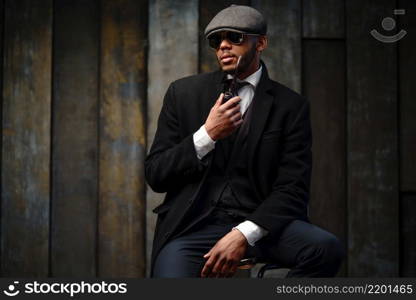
[152,212,345,278]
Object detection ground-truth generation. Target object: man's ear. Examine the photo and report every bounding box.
[256,35,268,52]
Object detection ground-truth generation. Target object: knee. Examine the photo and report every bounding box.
[152,239,202,278]
[311,235,345,267]
[293,234,344,277]
[152,240,186,278]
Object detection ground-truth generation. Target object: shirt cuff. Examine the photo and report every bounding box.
[233,220,268,246]
[193,125,216,160]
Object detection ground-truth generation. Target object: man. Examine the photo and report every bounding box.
[146,5,344,278]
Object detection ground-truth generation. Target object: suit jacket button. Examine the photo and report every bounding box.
[164,232,170,238]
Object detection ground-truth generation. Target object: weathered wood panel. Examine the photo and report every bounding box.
[199,0,250,73]
[1,0,52,276]
[147,0,198,276]
[346,0,399,276]
[252,0,301,92]
[304,40,346,276]
[401,194,416,276]
[399,0,416,278]
[99,0,147,277]
[399,0,416,191]
[0,3,3,248]
[51,0,99,277]
[0,0,3,276]
[303,0,345,38]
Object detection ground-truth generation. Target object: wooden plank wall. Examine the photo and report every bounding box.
[2,0,52,276]
[146,0,199,276]
[0,0,414,278]
[304,41,346,275]
[252,0,301,93]
[347,0,399,276]
[52,0,99,277]
[99,0,147,277]
[1,0,147,277]
[302,0,346,276]
[399,0,416,277]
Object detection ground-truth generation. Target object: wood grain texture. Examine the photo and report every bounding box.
[1,0,52,276]
[304,40,346,276]
[400,194,416,276]
[399,0,416,191]
[146,0,198,276]
[99,0,147,277]
[399,0,416,277]
[0,0,3,276]
[198,0,250,73]
[51,0,99,277]
[346,0,399,276]
[252,0,302,92]
[0,1,3,245]
[303,0,345,38]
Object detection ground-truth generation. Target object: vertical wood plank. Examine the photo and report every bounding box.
[1,0,52,276]
[0,0,3,276]
[252,0,302,92]
[399,0,416,277]
[51,0,99,277]
[304,40,346,276]
[99,0,147,277]
[199,0,250,73]
[399,0,416,191]
[401,194,416,276]
[302,0,345,38]
[347,0,399,276]
[147,0,198,276]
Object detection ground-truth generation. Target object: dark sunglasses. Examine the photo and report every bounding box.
[208,31,258,49]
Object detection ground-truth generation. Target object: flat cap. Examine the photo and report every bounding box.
[204,5,267,38]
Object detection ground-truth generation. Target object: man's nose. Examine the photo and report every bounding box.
[219,38,232,50]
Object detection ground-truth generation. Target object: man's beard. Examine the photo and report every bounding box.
[221,42,257,75]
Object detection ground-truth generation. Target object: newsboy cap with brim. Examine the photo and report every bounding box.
[204,5,267,38]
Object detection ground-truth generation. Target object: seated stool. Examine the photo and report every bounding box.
[238,258,285,278]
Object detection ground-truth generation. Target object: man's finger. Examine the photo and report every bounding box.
[220,96,240,109]
[201,261,212,277]
[201,254,217,277]
[215,93,224,107]
[233,118,244,127]
[203,248,213,258]
[230,112,242,122]
[211,256,226,278]
[228,104,241,115]
[220,260,234,277]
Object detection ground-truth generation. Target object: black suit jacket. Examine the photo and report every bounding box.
[145,63,312,270]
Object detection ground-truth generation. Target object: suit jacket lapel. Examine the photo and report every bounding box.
[247,65,274,166]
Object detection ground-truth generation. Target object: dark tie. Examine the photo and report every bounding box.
[234,81,250,95]
[220,79,251,159]
[223,78,250,101]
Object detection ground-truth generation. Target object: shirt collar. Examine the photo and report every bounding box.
[226,65,263,88]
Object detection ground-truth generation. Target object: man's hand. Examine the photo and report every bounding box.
[201,229,248,278]
[204,93,243,141]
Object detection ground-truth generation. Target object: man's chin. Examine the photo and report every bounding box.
[220,64,236,74]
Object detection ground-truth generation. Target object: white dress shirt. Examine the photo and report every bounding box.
[192,66,268,246]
